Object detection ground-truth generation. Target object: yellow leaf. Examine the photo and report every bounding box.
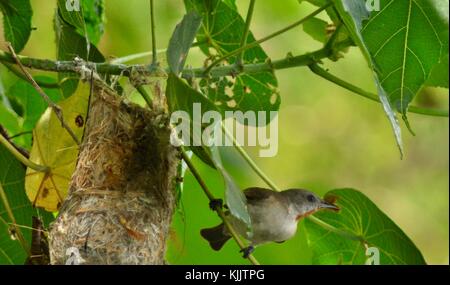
[25,83,90,212]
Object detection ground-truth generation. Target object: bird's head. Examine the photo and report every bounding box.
[282,189,340,221]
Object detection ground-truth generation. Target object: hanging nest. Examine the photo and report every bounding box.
[49,77,179,264]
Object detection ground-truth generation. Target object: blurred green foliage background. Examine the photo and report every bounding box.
[0,0,448,264]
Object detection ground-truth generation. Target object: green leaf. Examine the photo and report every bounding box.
[55,11,105,98]
[167,11,202,75]
[304,189,426,265]
[57,0,105,45]
[0,103,21,138]
[184,0,280,125]
[426,53,449,88]
[0,0,32,52]
[57,0,84,30]
[209,146,251,232]
[334,0,448,154]
[81,0,106,45]
[7,76,63,148]
[0,144,54,265]
[425,0,449,89]
[360,0,446,114]
[333,0,404,156]
[303,17,329,44]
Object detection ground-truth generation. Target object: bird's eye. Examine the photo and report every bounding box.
[307,194,316,203]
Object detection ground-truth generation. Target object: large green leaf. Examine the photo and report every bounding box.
[334,0,448,154]
[0,144,54,265]
[0,0,32,52]
[333,0,404,156]
[360,0,447,113]
[184,0,280,125]
[167,11,202,75]
[304,189,426,265]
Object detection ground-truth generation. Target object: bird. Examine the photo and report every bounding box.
[200,187,340,257]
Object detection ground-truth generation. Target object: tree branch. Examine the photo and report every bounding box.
[0,47,329,78]
[0,45,446,117]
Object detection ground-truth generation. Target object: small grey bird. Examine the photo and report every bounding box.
[200,187,339,257]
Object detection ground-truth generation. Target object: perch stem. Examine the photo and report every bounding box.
[181,148,260,265]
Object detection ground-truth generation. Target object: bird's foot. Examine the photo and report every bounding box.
[209,199,223,211]
[240,246,255,258]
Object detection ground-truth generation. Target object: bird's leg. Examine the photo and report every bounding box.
[209,199,224,211]
[239,245,255,258]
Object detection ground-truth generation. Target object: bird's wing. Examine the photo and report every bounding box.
[244,187,276,202]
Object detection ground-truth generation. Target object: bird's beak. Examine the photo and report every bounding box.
[319,200,340,211]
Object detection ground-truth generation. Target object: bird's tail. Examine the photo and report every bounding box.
[200,223,231,251]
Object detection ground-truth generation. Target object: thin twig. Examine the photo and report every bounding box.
[6,43,81,145]
[237,0,256,66]
[150,0,157,64]
[0,46,446,117]
[181,148,260,265]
